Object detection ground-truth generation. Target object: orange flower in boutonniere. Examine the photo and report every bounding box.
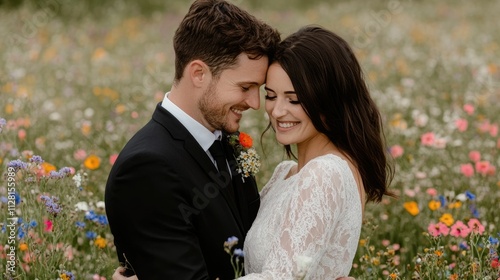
[239,132,253,148]
[228,132,260,181]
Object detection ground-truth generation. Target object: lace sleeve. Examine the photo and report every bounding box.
[241,157,361,279]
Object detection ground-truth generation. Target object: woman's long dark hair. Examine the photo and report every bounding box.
[270,26,395,203]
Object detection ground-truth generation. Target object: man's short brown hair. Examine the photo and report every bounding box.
[173,0,280,81]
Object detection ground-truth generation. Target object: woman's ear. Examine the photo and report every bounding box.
[187,60,210,88]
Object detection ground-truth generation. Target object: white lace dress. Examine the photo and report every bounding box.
[241,154,362,279]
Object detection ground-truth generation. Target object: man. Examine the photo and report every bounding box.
[105,0,280,279]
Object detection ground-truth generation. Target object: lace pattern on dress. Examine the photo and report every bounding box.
[242,154,362,279]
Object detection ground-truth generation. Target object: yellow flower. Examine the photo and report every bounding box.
[403,201,419,216]
[5,103,14,115]
[439,213,454,227]
[428,200,441,211]
[94,236,107,249]
[19,243,28,251]
[84,155,101,170]
[359,239,366,246]
[448,201,462,209]
[434,250,443,257]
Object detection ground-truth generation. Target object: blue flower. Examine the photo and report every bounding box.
[438,195,447,208]
[18,227,25,239]
[75,221,86,229]
[14,192,21,205]
[489,236,499,245]
[465,191,476,200]
[28,220,38,228]
[470,205,480,218]
[97,215,108,226]
[86,231,97,239]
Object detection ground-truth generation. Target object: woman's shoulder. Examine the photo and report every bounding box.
[302,154,350,174]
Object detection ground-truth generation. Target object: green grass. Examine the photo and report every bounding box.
[1,0,499,278]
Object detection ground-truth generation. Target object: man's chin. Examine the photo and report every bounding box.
[223,123,240,134]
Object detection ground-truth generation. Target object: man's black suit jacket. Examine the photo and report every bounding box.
[105,103,260,279]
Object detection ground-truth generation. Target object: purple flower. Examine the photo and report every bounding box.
[7,159,28,170]
[234,248,245,258]
[40,195,62,215]
[0,118,6,132]
[226,236,239,243]
[29,155,44,164]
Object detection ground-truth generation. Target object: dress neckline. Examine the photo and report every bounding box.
[283,153,348,181]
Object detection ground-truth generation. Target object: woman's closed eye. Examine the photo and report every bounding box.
[264,94,276,100]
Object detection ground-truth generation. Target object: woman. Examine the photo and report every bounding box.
[114,25,394,279]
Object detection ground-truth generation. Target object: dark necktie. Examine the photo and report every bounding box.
[209,140,235,198]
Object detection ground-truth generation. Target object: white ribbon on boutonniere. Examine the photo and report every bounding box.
[228,131,261,182]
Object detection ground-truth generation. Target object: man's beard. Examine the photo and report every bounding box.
[198,81,235,133]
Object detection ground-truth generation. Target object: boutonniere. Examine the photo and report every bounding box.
[228,132,261,181]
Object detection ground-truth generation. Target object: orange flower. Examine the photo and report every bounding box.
[84,155,101,170]
[403,201,419,216]
[428,200,441,211]
[19,243,28,251]
[94,236,107,249]
[42,162,57,174]
[239,132,253,148]
[439,213,454,227]
[389,272,398,279]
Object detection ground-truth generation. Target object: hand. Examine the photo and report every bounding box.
[112,266,138,280]
[336,277,355,280]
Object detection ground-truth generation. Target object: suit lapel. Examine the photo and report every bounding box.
[152,104,245,233]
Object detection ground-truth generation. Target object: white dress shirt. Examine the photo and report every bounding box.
[161,92,221,165]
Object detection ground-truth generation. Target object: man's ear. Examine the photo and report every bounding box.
[187,60,210,88]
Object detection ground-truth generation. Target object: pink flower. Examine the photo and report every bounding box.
[479,120,491,133]
[93,274,107,280]
[455,118,468,132]
[475,161,491,176]
[382,239,390,247]
[460,163,474,177]
[18,129,27,141]
[74,149,87,161]
[487,165,496,176]
[421,132,435,146]
[490,124,498,137]
[428,222,450,237]
[468,151,481,162]
[44,219,53,232]
[434,137,447,149]
[426,188,438,196]
[467,218,485,234]
[390,145,404,158]
[109,154,119,165]
[450,221,470,238]
[463,104,474,115]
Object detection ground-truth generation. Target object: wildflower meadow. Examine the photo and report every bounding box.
[1,0,499,279]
